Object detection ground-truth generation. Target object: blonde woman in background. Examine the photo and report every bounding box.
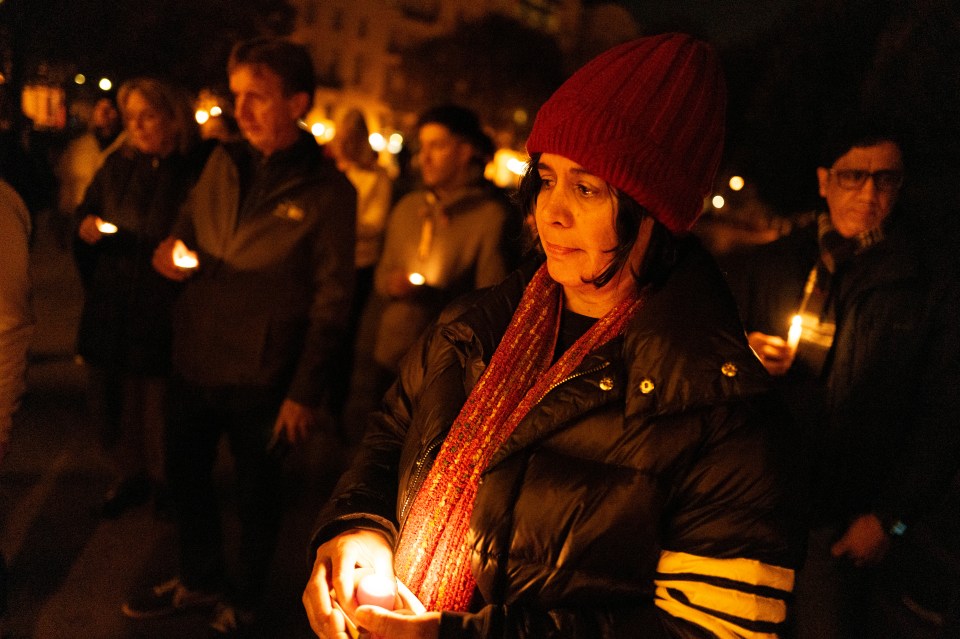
[73,77,210,519]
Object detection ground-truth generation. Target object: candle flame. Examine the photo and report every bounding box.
[408,272,425,286]
[787,314,803,352]
[97,219,118,234]
[172,239,199,269]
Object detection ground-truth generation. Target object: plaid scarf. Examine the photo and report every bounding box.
[816,212,885,276]
[792,213,886,376]
[393,264,646,612]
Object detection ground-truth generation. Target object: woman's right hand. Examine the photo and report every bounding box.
[303,529,396,639]
[77,215,105,245]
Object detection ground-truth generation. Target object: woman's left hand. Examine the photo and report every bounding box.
[354,606,441,639]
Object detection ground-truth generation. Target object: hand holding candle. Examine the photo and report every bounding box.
[747,331,793,377]
[152,237,197,281]
[78,215,114,244]
[329,573,396,639]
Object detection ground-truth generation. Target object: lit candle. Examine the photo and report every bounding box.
[96,218,118,234]
[172,239,199,270]
[408,272,426,286]
[356,573,397,610]
[787,314,803,353]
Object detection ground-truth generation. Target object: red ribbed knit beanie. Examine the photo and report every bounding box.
[526,33,727,234]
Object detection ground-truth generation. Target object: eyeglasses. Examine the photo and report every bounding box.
[828,168,904,193]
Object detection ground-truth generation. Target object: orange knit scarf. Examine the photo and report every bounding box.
[394,264,645,611]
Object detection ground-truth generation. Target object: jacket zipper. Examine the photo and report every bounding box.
[398,436,446,529]
[534,361,611,406]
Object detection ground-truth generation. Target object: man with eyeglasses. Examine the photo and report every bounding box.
[726,119,960,638]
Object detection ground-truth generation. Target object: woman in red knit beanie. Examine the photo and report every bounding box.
[304,33,803,639]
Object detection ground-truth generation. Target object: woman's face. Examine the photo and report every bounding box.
[123,90,174,156]
[534,153,620,296]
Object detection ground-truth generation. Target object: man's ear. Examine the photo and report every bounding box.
[287,92,311,121]
[816,167,830,198]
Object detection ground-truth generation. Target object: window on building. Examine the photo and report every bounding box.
[352,55,366,87]
[304,0,318,24]
[396,0,439,23]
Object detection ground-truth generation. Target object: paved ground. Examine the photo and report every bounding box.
[0,213,359,638]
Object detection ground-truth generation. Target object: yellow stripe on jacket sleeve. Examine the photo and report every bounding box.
[658,550,795,591]
[654,579,787,623]
[654,589,779,639]
[654,550,795,637]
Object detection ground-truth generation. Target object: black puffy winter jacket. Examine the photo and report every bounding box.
[313,239,804,638]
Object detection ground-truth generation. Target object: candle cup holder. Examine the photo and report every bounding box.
[356,573,398,610]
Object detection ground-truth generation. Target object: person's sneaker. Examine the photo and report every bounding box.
[208,602,255,637]
[121,578,220,619]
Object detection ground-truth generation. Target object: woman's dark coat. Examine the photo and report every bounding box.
[314,240,803,638]
[74,144,209,375]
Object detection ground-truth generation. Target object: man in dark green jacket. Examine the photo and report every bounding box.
[727,120,960,638]
[123,38,356,637]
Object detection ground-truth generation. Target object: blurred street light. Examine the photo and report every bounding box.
[368,131,386,152]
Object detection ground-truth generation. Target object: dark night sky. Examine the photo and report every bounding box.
[614,0,796,46]
[6,0,797,83]
[1,0,283,89]
[4,0,958,229]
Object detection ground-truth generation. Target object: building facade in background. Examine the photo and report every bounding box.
[288,0,638,159]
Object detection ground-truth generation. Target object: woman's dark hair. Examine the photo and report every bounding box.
[516,153,677,288]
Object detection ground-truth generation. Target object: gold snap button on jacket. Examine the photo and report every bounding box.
[721,362,738,377]
[599,376,614,391]
[638,378,655,394]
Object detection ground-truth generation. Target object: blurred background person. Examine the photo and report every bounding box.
[725,120,960,638]
[326,108,393,437]
[128,38,356,637]
[370,104,521,400]
[72,77,208,520]
[0,176,34,628]
[55,95,125,247]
